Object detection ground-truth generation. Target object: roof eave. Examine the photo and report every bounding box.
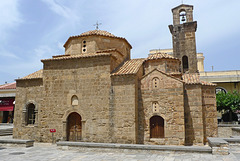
[16,78,43,81]
[63,34,132,49]
[41,53,113,62]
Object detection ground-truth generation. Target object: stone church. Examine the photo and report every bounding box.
[13,4,218,146]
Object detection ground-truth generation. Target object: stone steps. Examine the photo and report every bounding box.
[0,139,34,147]
[232,127,240,136]
[0,128,13,136]
[57,141,212,154]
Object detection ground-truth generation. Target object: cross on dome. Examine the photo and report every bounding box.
[94,21,102,30]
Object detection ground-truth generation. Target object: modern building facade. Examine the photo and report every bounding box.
[0,82,16,123]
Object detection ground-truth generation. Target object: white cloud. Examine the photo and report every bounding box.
[34,45,57,59]
[0,0,22,43]
[41,0,79,21]
[0,50,20,59]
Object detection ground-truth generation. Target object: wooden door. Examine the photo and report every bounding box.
[67,112,81,141]
[150,116,164,138]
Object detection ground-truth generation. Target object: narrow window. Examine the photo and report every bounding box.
[152,77,160,89]
[152,102,159,113]
[82,40,87,53]
[71,95,78,106]
[182,56,189,72]
[150,116,164,138]
[27,103,35,125]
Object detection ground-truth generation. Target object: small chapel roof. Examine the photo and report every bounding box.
[146,53,179,61]
[64,30,132,48]
[18,69,43,80]
[112,58,145,76]
[183,73,216,86]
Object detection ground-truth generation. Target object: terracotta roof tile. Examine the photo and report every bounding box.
[64,30,132,48]
[96,48,124,57]
[182,73,200,84]
[80,30,116,37]
[147,53,179,60]
[183,73,215,86]
[200,80,216,86]
[0,82,16,89]
[19,69,43,80]
[42,52,112,62]
[112,58,145,75]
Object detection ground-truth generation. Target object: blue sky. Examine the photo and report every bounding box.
[0,0,240,84]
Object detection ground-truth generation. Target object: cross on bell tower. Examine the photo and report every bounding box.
[94,21,102,30]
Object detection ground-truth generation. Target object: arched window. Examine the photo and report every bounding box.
[216,87,227,94]
[152,77,160,89]
[71,95,78,106]
[179,10,187,24]
[27,103,36,125]
[150,116,164,138]
[182,56,189,72]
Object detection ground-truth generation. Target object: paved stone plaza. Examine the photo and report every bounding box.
[0,143,240,161]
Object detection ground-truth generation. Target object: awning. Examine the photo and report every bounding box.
[0,106,14,111]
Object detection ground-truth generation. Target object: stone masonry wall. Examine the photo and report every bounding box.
[170,5,197,73]
[202,85,218,144]
[39,56,112,143]
[65,36,131,61]
[144,59,179,75]
[141,70,185,145]
[184,84,204,145]
[110,74,138,144]
[13,79,43,141]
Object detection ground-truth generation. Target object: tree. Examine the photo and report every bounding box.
[216,90,240,122]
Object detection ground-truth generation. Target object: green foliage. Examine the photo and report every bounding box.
[216,90,240,112]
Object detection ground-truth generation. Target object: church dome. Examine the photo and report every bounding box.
[64,29,132,49]
[80,30,116,37]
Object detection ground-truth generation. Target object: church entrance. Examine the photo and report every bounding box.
[67,112,82,141]
[150,116,164,138]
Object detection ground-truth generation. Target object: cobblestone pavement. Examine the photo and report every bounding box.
[0,143,240,161]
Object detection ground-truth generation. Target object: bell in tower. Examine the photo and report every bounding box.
[169,4,198,73]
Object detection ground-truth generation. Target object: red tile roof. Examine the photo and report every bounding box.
[80,30,116,37]
[63,30,132,48]
[182,73,216,86]
[18,69,43,80]
[96,48,124,57]
[147,53,179,60]
[112,58,145,75]
[0,82,16,89]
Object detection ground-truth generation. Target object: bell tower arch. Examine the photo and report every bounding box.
[169,4,198,73]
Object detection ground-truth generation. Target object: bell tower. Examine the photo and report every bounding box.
[169,4,198,73]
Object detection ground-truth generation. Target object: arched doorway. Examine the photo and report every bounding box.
[67,112,82,141]
[150,116,164,138]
